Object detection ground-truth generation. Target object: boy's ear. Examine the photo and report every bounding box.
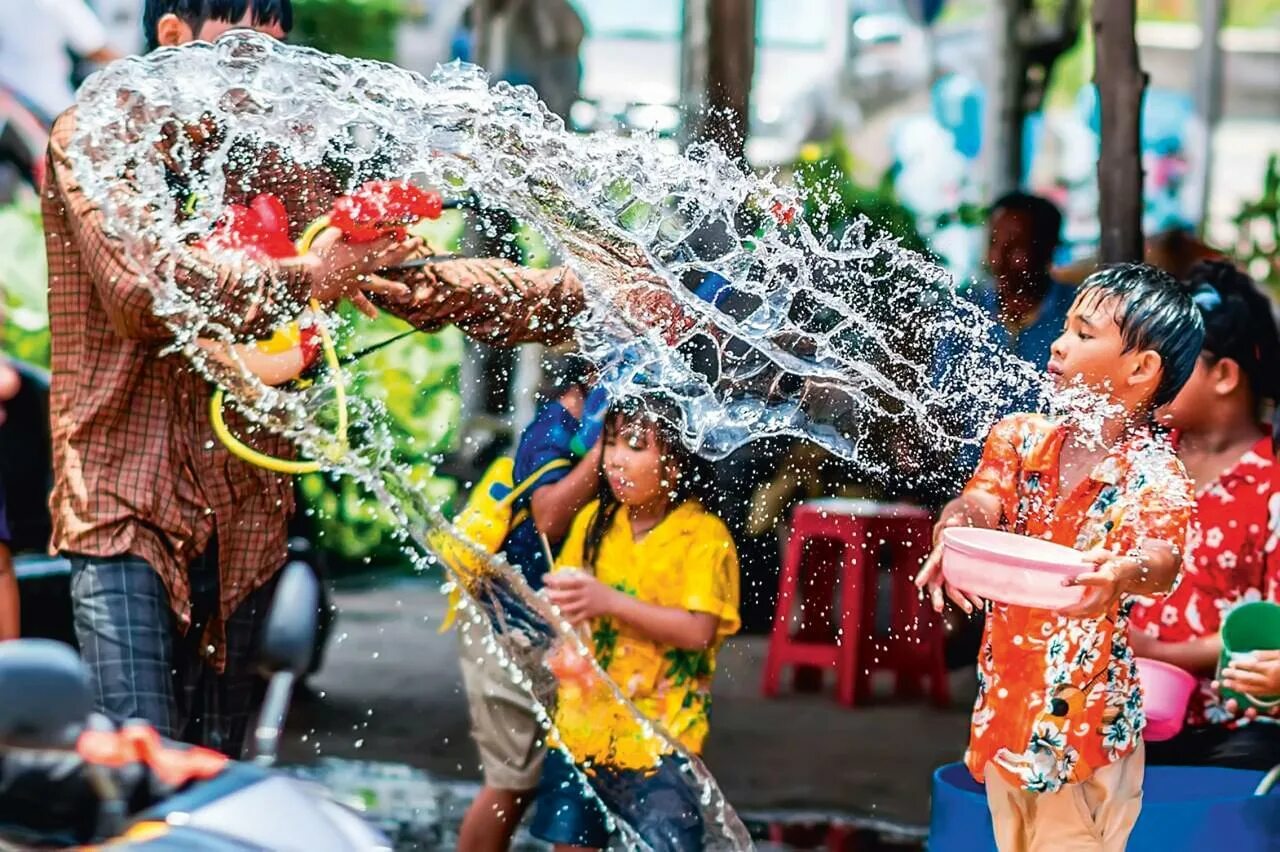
[1129,349,1164,395]
[155,13,194,48]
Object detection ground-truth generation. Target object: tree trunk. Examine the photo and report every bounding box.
[1092,0,1147,263]
[1192,0,1225,231]
[680,0,756,164]
[984,0,1026,197]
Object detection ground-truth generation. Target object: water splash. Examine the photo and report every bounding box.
[67,32,1104,850]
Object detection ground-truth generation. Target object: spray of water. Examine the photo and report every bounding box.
[67,32,1119,850]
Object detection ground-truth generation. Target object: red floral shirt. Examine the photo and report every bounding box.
[964,414,1193,793]
[1130,434,1280,727]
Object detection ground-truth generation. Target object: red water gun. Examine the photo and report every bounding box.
[327,180,445,243]
[199,181,445,369]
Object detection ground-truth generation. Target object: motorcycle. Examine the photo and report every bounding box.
[0,562,390,851]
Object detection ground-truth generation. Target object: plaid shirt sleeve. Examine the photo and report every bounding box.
[48,111,312,342]
[379,258,584,346]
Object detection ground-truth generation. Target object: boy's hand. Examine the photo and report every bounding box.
[1057,549,1140,618]
[915,510,985,615]
[543,571,619,625]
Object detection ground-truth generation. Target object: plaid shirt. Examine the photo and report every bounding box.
[45,108,583,668]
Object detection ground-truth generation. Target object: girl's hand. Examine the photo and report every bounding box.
[543,571,619,625]
[1221,651,1280,700]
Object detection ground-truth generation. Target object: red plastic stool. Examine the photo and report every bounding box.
[761,498,950,707]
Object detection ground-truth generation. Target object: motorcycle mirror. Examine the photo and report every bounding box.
[0,639,91,751]
[251,562,320,766]
[259,561,320,678]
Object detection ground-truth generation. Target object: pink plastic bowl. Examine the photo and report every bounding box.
[1137,657,1196,742]
[940,528,1088,609]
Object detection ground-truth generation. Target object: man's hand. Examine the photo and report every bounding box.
[1219,651,1280,721]
[914,505,985,615]
[294,228,418,316]
[543,570,619,626]
[1056,549,1142,618]
[618,275,696,345]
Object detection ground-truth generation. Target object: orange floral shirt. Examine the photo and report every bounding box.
[963,414,1193,792]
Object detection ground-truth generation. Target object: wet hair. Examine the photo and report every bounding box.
[582,395,712,571]
[1077,263,1205,408]
[539,353,594,402]
[990,191,1063,257]
[144,0,293,52]
[1186,260,1280,407]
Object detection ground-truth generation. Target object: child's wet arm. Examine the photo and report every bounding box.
[1118,539,1182,595]
[957,415,1026,525]
[606,595,720,651]
[531,447,601,544]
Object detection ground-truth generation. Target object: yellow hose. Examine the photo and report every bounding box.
[209,216,349,475]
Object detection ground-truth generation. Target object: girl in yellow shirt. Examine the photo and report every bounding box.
[530,394,740,852]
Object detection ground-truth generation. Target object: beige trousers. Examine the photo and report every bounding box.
[985,743,1145,852]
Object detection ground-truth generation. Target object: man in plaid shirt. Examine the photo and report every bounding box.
[44,0,598,756]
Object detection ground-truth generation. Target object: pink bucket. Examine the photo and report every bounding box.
[1137,657,1196,742]
[940,528,1087,609]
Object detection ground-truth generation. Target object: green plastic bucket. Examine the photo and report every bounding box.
[1219,601,1280,710]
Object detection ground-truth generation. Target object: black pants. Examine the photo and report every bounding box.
[68,544,279,758]
[1146,723,1280,772]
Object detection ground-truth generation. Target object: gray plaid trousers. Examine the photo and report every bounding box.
[67,551,278,758]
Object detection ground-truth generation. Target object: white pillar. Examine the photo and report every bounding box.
[1191,0,1225,230]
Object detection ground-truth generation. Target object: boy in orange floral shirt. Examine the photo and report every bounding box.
[916,264,1205,851]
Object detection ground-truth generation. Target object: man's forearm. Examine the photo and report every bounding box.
[378,259,584,346]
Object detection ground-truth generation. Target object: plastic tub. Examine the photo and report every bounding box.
[1219,601,1280,711]
[940,528,1087,609]
[929,762,1280,851]
[1136,657,1196,742]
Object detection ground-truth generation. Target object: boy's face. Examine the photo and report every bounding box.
[1047,290,1161,409]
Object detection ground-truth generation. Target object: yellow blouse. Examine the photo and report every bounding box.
[551,499,740,770]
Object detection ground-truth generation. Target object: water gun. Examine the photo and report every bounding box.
[206,180,445,475]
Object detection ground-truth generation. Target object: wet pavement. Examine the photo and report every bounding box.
[280,574,976,848]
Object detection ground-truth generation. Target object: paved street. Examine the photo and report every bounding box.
[281,574,976,838]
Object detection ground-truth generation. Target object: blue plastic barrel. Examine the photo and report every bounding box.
[930,762,1280,851]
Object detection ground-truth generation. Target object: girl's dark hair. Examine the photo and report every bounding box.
[539,353,594,403]
[582,395,712,570]
[1187,260,1280,406]
[144,0,293,52]
[1078,262,1205,407]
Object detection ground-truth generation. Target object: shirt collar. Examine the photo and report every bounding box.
[1019,419,1151,487]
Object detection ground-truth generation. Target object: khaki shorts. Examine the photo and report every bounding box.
[457,618,547,791]
[985,742,1145,852]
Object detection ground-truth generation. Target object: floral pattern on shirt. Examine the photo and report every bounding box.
[963,414,1193,793]
[1130,435,1279,727]
[549,500,740,771]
